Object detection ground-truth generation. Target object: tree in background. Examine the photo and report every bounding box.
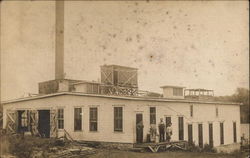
[232,88,249,123]
[214,88,249,123]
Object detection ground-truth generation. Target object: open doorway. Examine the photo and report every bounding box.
[17,110,29,133]
[38,110,50,138]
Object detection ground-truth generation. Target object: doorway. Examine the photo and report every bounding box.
[17,110,29,133]
[38,110,50,138]
[136,113,143,143]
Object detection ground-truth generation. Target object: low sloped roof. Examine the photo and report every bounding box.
[1,92,241,106]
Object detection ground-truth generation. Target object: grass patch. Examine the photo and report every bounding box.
[1,134,68,158]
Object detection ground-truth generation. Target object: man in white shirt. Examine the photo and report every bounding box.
[166,123,173,142]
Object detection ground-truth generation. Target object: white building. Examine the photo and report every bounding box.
[1,1,241,152]
[2,70,241,152]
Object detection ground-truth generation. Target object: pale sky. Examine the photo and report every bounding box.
[1,1,249,101]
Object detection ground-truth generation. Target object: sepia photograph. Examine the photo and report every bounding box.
[0,0,249,158]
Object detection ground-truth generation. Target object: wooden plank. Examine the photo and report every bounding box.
[50,109,58,138]
[7,113,15,123]
[148,146,156,153]
[121,73,137,86]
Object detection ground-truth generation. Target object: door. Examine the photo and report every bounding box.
[198,124,203,148]
[17,110,29,133]
[6,110,17,134]
[38,110,50,138]
[50,109,58,138]
[188,124,193,144]
[178,117,184,140]
[136,113,143,143]
[30,110,39,136]
[209,123,213,147]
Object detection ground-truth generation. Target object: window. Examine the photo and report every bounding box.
[89,107,98,131]
[220,122,224,145]
[190,105,193,117]
[150,107,156,124]
[87,84,92,93]
[209,123,213,147]
[173,88,183,96]
[74,108,82,131]
[178,117,184,140]
[58,109,64,129]
[233,122,237,143]
[166,117,171,127]
[198,124,203,148]
[188,124,193,144]
[92,84,99,93]
[114,107,123,132]
[216,106,219,117]
[87,84,99,94]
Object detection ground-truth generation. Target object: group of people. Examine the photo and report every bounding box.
[136,118,173,143]
[159,118,172,142]
[149,118,173,143]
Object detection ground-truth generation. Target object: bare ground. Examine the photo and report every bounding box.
[87,149,249,158]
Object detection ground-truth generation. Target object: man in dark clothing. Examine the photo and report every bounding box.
[136,121,144,143]
[158,118,166,142]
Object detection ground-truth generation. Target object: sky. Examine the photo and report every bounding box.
[1,1,249,101]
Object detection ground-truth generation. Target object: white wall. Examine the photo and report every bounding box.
[162,87,184,99]
[73,84,88,93]
[2,94,240,146]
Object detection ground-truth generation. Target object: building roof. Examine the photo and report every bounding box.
[71,80,101,85]
[160,85,186,88]
[101,64,138,70]
[1,92,241,106]
[185,88,213,91]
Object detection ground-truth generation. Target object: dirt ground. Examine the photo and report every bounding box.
[87,149,249,158]
[1,134,249,158]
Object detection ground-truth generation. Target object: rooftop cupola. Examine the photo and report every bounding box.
[160,85,185,99]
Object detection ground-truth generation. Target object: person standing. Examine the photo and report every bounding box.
[158,118,166,142]
[149,124,157,142]
[166,123,173,142]
[136,121,144,143]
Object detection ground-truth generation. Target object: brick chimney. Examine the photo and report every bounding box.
[55,0,64,79]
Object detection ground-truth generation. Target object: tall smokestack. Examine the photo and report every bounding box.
[55,0,64,79]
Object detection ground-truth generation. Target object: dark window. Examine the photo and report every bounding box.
[188,124,193,144]
[190,105,193,117]
[150,107,156,124]
[114,107,123,132]
[178,117,184,140]
[198,124,203,148]
[74,108,82,131]
[166,117,171,127]
[89,108,98,131]
[58,109,64,129]
[216,107,219,117]
[220,122,224,145]
[209,123,213,147]
[173,88,183,96]
[233,122,237,143]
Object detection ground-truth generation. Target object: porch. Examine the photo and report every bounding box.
[133,140,188,152]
